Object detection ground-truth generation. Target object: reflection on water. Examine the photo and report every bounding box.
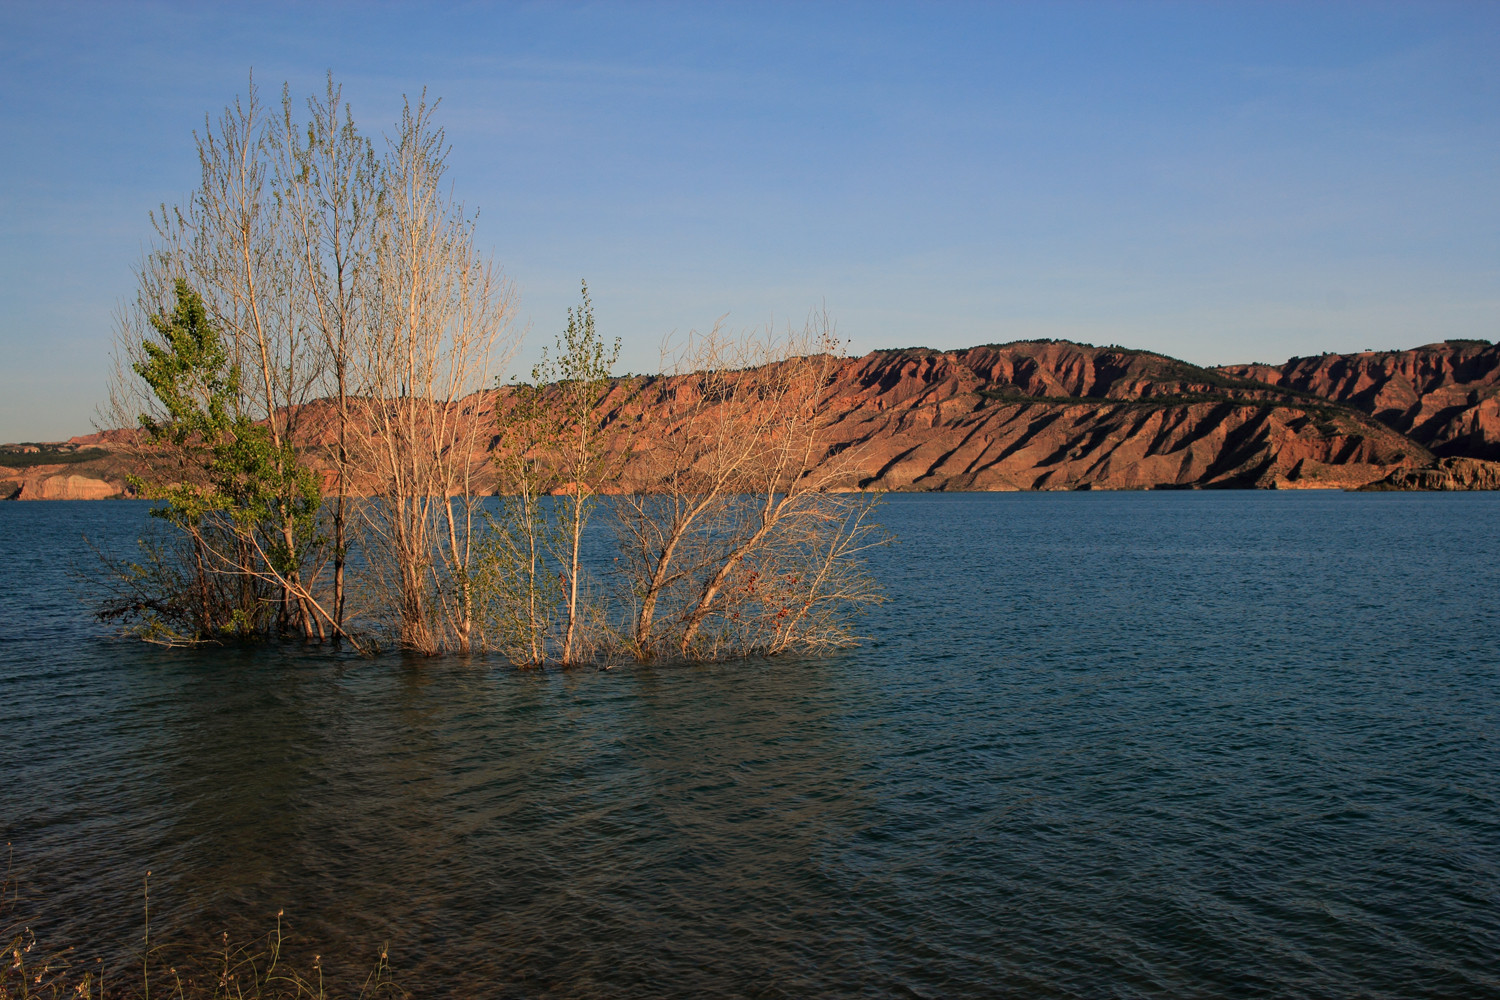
[3,493,1499,997]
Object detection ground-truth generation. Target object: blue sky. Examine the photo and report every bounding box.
[2,1,1497,440]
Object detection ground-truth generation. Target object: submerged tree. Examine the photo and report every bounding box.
[542,282,622,663]
[476,370,563,665]
[610,324,767,660]
[475,281,624,665]
[612,314,888,662]
[351,93,515,654]
[105,78,345,643]
[101,280,323,643]
[277,74,383,638]
[103,77,514,652]
[473,307,886,667]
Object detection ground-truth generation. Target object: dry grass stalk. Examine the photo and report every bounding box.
[1,853,401,1000]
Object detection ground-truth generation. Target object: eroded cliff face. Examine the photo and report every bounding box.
[1217,341,1500,460]
[10,338,1498,496]
[0,440,130,499]
[12,473,119,500]
[1359,456,1500,492]
[747,343,1422,491]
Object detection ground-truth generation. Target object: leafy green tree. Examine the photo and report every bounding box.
[475,374,564,665]
[118,279,323,641]
[133,279,237,449]
[539,281,621,663]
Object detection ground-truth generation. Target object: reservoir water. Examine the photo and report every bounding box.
[2,492,1498,997]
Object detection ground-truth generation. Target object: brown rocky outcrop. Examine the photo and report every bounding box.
[0,439,135,500]
[14,473,119,500]
[1218,340,1500,459]
[1,436,135,498]
[1358,456,1500,492]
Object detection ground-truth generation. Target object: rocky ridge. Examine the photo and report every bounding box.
[1217,340,1500,460]
[6,338,1498,497]
[0,441,132,500]
[740,342,1424,491]
[1358,456,1500,492]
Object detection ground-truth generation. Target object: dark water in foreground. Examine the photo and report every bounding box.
[2,493,1498,998]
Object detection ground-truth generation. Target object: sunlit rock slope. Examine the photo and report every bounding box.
[10,338,1500,496]
[765,342,1424,490]
[1218,340,1500,460]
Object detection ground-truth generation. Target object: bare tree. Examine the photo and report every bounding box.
[352,93,516,654]
[611,313,887,661]
[188,80,326,638]
[673,317,882,657]
[274,74,381,637]
[611,324,771,660]
[680,485,888,659]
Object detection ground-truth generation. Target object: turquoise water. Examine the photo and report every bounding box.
[2,493,1498,997]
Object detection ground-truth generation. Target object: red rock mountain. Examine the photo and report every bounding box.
[730,342,1424,490]
[6,339,1498,497]
[1217,340,1500,460]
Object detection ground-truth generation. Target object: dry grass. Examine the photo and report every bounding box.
[2,852,403,1000]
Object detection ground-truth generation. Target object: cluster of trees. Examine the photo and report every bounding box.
[100,77,885,665]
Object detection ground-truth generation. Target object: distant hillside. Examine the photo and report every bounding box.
[9,338,1500,498]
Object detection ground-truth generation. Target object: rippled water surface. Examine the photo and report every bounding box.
[3,493,1498,997]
